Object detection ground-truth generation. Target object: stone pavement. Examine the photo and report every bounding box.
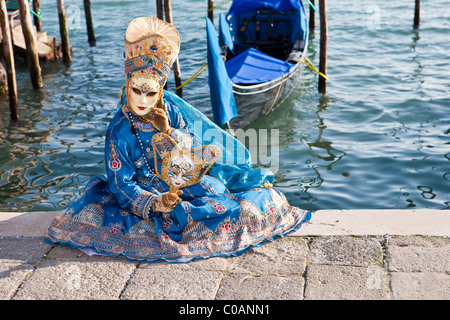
[0,209,449,301]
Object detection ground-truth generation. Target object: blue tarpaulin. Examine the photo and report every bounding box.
[218,13,234,54]
[206,18,238,126]
[227,0,301,15]
[225,0,307,56]
[225,48,293,84]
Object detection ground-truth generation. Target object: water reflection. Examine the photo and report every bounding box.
[0,47,109,211]
[0,88,52,209]
[298,96,347,207]
[1,0,449,212]
[409,29,425,99]
[246,30,349,210]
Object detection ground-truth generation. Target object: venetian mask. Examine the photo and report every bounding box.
[127,77,161,117]
[167,154,195,188]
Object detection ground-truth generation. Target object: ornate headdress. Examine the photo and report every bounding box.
[124,17,180,86]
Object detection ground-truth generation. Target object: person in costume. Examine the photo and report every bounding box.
[45,17,311,263]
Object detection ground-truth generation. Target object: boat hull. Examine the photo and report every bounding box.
[228,51,306,129]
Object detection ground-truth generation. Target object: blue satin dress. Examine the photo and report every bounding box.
[45,91,311,263]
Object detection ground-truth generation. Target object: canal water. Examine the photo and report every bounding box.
[0,0,448,212]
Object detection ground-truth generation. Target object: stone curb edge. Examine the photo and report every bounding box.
[0,209,448,237]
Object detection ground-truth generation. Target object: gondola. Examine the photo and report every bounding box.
[206,0,309,129]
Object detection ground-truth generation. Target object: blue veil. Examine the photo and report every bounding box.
[116,89,274,191]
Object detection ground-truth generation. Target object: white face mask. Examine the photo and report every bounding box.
[168,155,194,188]
[128,77,160,117]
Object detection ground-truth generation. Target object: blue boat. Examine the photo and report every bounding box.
[206,0,309,129]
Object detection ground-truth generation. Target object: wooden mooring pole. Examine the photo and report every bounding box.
[57,0,71,63]
[156,0,164,20]
[33,0,41,32]
[309,0,316,31]
[155,0,182,97]
[414,0,420,29]
[208,0,214,24]
[83,0,96,44]
[0,0,19,121]
[318,0,327,94]
[17,0,43,89]
[164,0,182,97]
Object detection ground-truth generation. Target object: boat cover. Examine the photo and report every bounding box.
[225,0,307,51]
[206,18,238,125]
[219,13,235,54]
[225,47,294,84]
[227,0,301,15]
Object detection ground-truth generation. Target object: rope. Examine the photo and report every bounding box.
[176,62,208,90]
[292,56,329,81]
[265,75,284,115]
[6,0,42,19]
[28,0,41,19]
[305,0,318,13]
[176,55,328,91]
[207,0,232,12]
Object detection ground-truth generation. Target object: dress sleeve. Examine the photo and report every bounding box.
[105,125,160,220]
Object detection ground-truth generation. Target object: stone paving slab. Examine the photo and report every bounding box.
[308,236,383,266]
[121,267,223,300]
[120,254,230,300]
[386,236,450,272]
[0,234,448,300]
[228,238,308,276]
[0,236,52,264]
[384,235,450,300]
[215,274,305,300]
[304,236,391,300]
[304,264,389,300]
[13,258,136,300]
[390,272,450,300]
[0,261,34,300]
[0,209,448,300]
[0,211,59,237]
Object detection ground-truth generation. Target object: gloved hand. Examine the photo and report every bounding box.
[260,183,273,188]
[143,100,172,135]
[152,190,183,213]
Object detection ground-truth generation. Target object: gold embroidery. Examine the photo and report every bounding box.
[206,199,226,214]
[72,204,104,227]
[47,204,310,262]
[107,120,133,202]
[132,191,156,218]
[180,214,214,244]
[238,201,264,227]
[127,219,157,239]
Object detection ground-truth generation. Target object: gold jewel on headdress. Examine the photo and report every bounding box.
[152,133,221,193]
[124,17,180,87]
